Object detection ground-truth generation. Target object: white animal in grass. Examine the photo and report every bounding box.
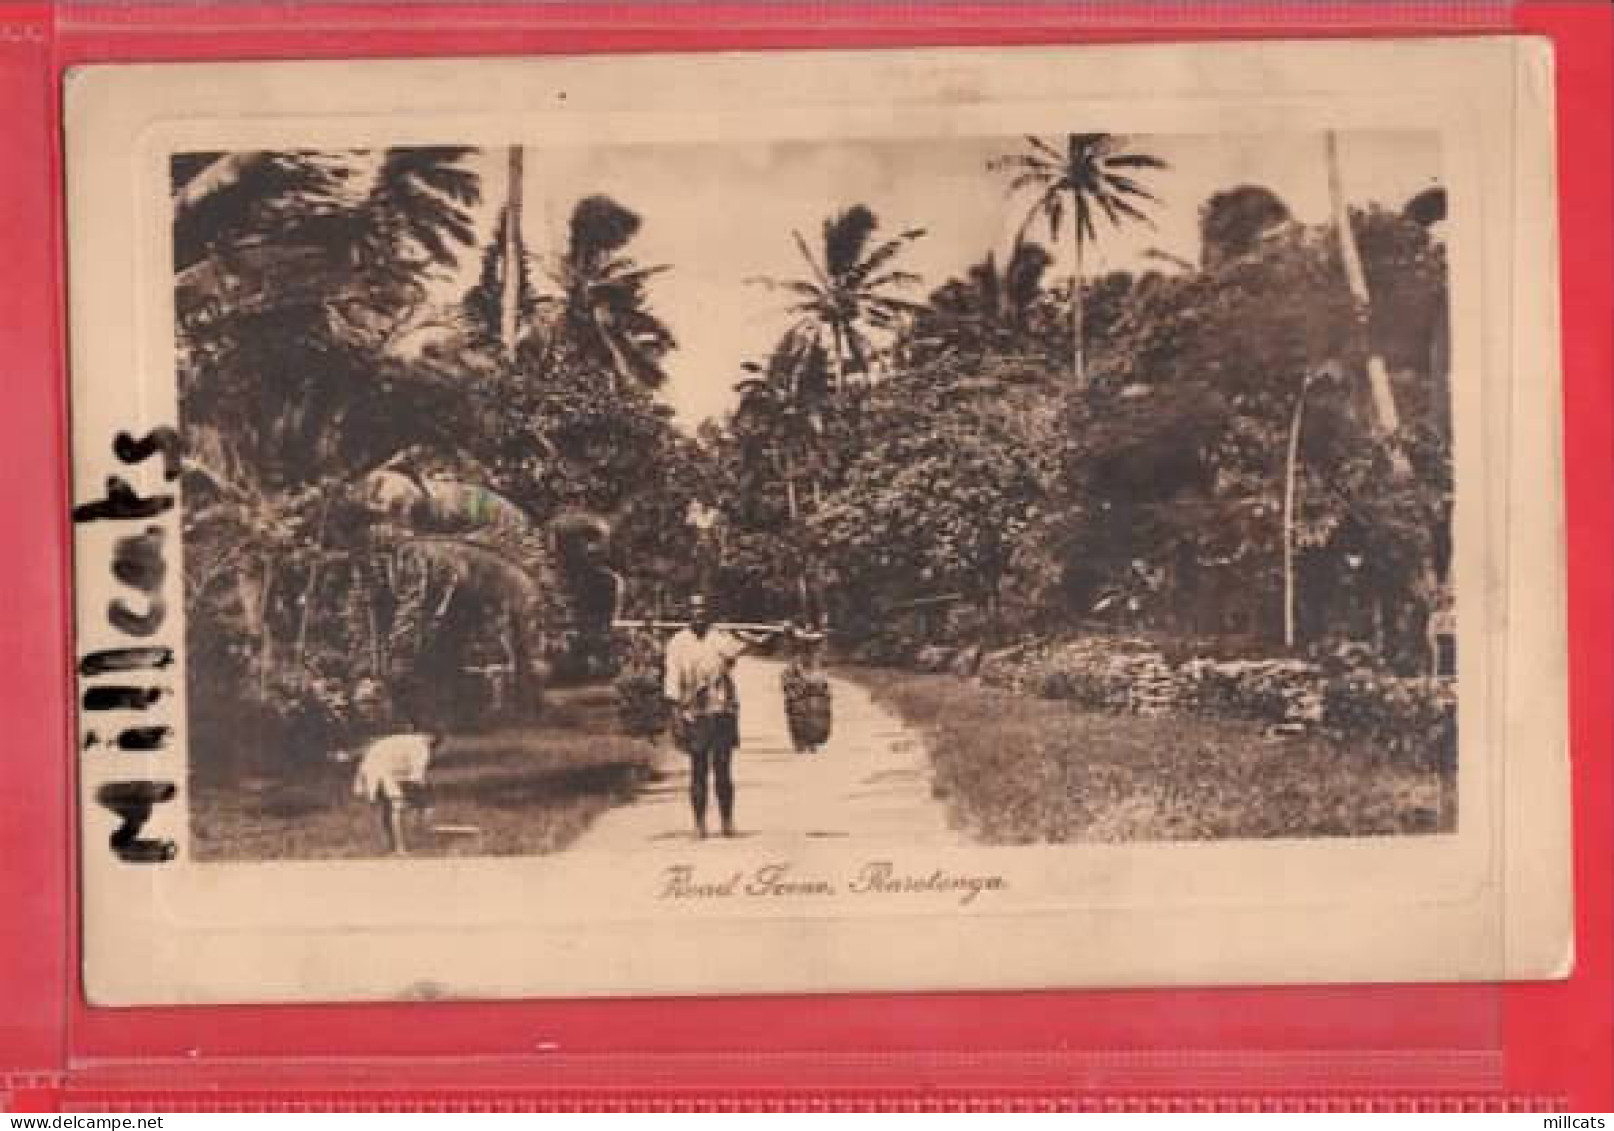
[333,732,442,856]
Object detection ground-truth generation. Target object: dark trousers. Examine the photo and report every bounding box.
[686,713,738,825]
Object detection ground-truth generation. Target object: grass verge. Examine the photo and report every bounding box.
[846,666,1456,843]
[191,684,654,861]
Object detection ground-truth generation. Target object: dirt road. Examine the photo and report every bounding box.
[570,657,961,850]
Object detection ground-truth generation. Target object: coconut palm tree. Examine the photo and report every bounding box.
[1325,131,1401,441]
[732,330,835,617]
[500,147,526,358]
[458,205,542,356]
[343,147,483,350]
[733,329,830,523]
[751,204,926,390]
[362,147,481,269]
[1198,184,1292,270]
[989,134,1168,386]
[171,151,354,277]
[552,194,676,393]
[918,239,1054,362]
[174,148,482,352]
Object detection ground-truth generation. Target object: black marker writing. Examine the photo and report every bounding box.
[83,685,167,712]
[84,726,173,752]
[114,427,182,481]
[96,780,177,864]
[111,526,166,591]
[107,593,166,638]
[76,433,184,868]
[71,476,173,523]
[78,646,174,676]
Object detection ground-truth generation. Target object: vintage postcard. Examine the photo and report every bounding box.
[64,37,1569,1004]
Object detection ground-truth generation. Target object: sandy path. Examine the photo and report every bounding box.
[571,657,961,851]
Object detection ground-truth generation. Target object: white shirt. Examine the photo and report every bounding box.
[353,733,434,803]
[663,627,745,715]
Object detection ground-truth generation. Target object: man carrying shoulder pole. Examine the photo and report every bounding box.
[662,594,772,839]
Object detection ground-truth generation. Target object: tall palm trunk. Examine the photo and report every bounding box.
[782,451,800,524]
[1326,131,1400,439]
[500,145,525,359]
[290,496,333,679]
[1281,377,1314,649]
[1070,222,1087,387]
[779,455,815,622]
[828,323,847,392]
[250,558,277,699]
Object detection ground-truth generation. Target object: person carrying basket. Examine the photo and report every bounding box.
[663,594,771,839]
[780,622,832,756]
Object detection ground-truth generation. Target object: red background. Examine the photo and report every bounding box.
[0,1,1606,1112]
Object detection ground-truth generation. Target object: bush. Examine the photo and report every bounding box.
[840,629,924,668]
[983,638,1175,715]
[978,640,1054,695]
[964,633,1456,769]
[613,632,668,739]
[1180,658,1324,727]
[189,666,369,784]
[913,645,958,673]
[855,667,1455,842]
[1323,672,1456,769]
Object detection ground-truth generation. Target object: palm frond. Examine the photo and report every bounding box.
[591,262,673,288]
[1105,153,1170,170]
[394,535,541,609]
[1007,169,1060,195]
[988,152,1059,175]
[1027,135,1065,162]
[821,204,879,279]
[1093,191,1121,228]
[860,269,923,293]
[863,294,928,321]
[746,275,826,303]
[1104,192,1154,227]
[790,230,834,291]
[369,148,482,268]
[1101,172,1160,202]
[568,194,644,264]
[845,235,914,288]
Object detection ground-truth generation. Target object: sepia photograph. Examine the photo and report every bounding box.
[174,130,1456,861]
[66,40,1567,1002]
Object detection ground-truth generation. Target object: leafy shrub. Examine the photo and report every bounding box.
[983,638,1175,715]
[978,641,1051,695]
[189,666,370,783]
[614,670,667,738]
[613,632,667,739]
[968,634,1455,769]
[856,667,1454,843]
[1323,672,1456,769]
[841,629,924,668]
[1180,658,1324,727]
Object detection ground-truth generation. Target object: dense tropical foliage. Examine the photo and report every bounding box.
[176,137,1454,784]
[177,149,696,772]
[717,182,1450,682]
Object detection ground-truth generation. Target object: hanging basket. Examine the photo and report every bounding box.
[781,665,832,749]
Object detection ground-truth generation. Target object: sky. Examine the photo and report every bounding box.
[441,130,1442,429]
